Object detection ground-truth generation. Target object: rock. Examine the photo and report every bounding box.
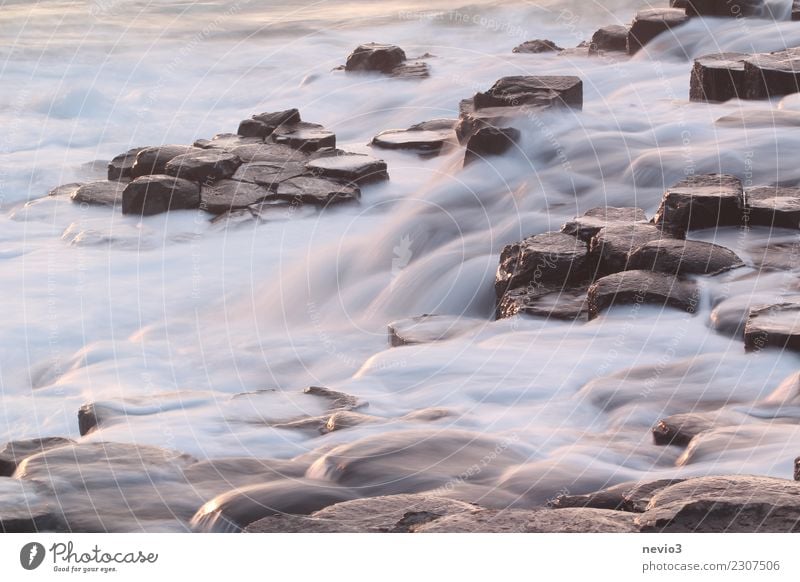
[271,122,336,152]
[238,108,301,138]
[495,232,590,298]
[456,102,531,144]
[232,161,308,187]
[744,302,800,352]
[271,176,359,206]
[191,479,359,532]
[671,0,688,7]
[70,180,126,207]
[130,145,198,179]
[590,223,671,275]
[306,153,388,184]
[389,62,430,79]
[200,180,271,215]
[561,206,648,242]
[303,385,364,411]
[627,9,689,55]
[745,186,800,229]
[464,126,520,165]
[652,412,722,446]
[416,507,637,533]
[497,286,588,321]
[550,479,684,513]
[164,150,241,183]
[744,49,800,100]
[689,53,747,102]
[795,457,800,480]
[587,270,699,320]
[652,174,744,234]
[636,475,800,532]
[107,147,145,180]
[794,0,800,20]
[716,109,800,128]
[371,119,457,155]
[473,76,583,110]
[231,143,308,163]
[345,43,406,73]
[121,175,200,216]
[0,478,61,532]
[628,239,744,276]
[513,39,562,54]
[48,182,84,197]
[0,437,74,476]
[589,25,629,54]
[236,118,273,138]
[684,0,764,17]
[322,411,382,433]
[388,314,479,347]
[709,295,760,336]
[193,133,263,150]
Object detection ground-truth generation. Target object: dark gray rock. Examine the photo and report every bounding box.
[231,143,308,163]
[107,147,145,181]
[628,239,744,276]
[456,101,535,144]
[590,223,671,275]
[236,118,272,138]
[745,302,800,352]
[200,180,271,215]
[744,49,800,100]
[794,0,800,20]
[271,176,359,206]
[238,108,301,138]
[497,286,588,321]
[690,53,748,102]
[561,206,648,242]
[587,270,699,320]
[684,0,765,17]
[652,174,744,234]
[193,133,263,150]
[271,122,336,152]
[371,119,457,155]
[70,180,126,207]
[130,145,198,179]
[0,437,74,476]
[48,182,84,197]
[164,149,241,183]
[652,412,718,446]
[303,385,364,411]
[589,25,629,54]
[306,153,388,184]
[745,186,800,229]
[627,9,689,55]
[388,314,479,347]
[513,39,562,54]
[464,126,520,165]
[232,161,308,188]
[795,457,800,480]
[122,175,200,216]
[345,43,406,73]
[550,479,684,512]
[473,76,583,110]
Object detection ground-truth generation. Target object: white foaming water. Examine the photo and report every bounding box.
[3,0,800,527]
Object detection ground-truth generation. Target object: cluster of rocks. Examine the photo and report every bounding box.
[691,49,800,102]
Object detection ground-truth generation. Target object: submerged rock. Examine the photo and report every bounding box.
[130,145,198,179]
[561,206,648,242]
[628,239,743,276]
[627,8,689,55]
[550,479,684,512]
[463,126,520,165]
[48,182,84,197]
[122,175,200,216]
[0,437,74,477]
[745,186,800,229]
[513,39,562,54]
[70,180,126,207]
[388,314,479,347]
[653,412,720,446]
[744,302,800,353]
[589,25,629,54]
[107,147,145,181]
[164,149,241,183]
[497,286,588,321]
[371,119,457,155]
[587,270,699,320]
[690,53,748,102]
[652,174,744,234]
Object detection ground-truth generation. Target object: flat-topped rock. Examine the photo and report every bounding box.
[464,126,519,165]
[232,161,308,188]
[473,75,583,110]
[231,142,308,163]
[652,174,744,234]
[306,153,388,184]
[388,314,479,347]
[371,119,457,155]
[495,231,590,297]
[745,186,800,229]
[200,180,271,215]
[130,145,198,179]
[238,108,301,138]
[122,175,200,216]
[628,238,743,276]
[590,222,671,275]
[627,9,689,55]
[587,270,699,320]
[550,479,684,512]
[589,25,629,54]
[193,133,263,150]
[745,302,800,352]
[271,176,359,206]
[70,180,126,207]
[513,39,562,54]
[0,437,74,476]
[561,206,648,241]
[690,53,747,102]
[345,43,406,73]
[272,122,335,152]
[744,49,800,100]
[684,0,765,17]
[497,286,588,321]
[164,149,241,183]
[107,147,145,180]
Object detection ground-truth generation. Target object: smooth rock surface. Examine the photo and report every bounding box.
[0,478,61,532]
[473,75,583,109]
[0,437,74,476]
[371,119,457,154]
[71,180,126,207]
[306,153,388,184]
[107,147,145,180]
[388,314,479,346]
[590,223,671,275]
[130,145,198,178]
[164,149,241,183]
[628,238,744,276]
[345,43,406,73]
[232,161,308,187]
[272,122,336,152]
[194,133,263,150]
[744,49,800,100]
[684,0,765,17]
[200,180,271,215]
[122,175,200,216]
[652,174,744,234]
[587,270,699,320]
[271,176,360,206]
[230,143,307,163]
[497,286,588,321]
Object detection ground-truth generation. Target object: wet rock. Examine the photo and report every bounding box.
[236,118,273,139]
[0,437,74,476]
[231,143,308,163]
[745,302,800,352]
[345,43,406,73]
[122,175,200,216]
[70,180,126,207]
[107,147,145,181]
[587,270,699,320]
[745,186,800,229]
[371,119,457,155]
[323,411,382,433]
[48,182,84,197]
[417,507,637,533]
[590,223,671,275]
[456,102,533,144]
[194,133,263,150]
[497,286,588,321]
[561,206,648,242]
[550,479,684,513]
[473,76,583,110]
[744,49,800,100]
[271,176,359,206]
[627,9,689,55]
[684,0,765,17]
[232,161,308,187]
[388,314,480,347]
[794,0,800,20]
[164,150,241,183]
[238,108,301,138]
[303,385,364,411]
[795,457,800,480]
[689,53,747,102]
[200,180,270,215]
[589,25,629,54]
[652,412,721,446]
[271,122,336,152]
[715,109,800,128]
[306,153,388,184]
[464,126,520,165]
[389,62,430,79]
[513,39,562,54]
[0,478,61,532]
[709,295,762,337]
[652,174,744,235]
[628,239,744,276]
[130,145,198,179]
[77,402,120,436]
[495,232,590,298]
[636,475,800,532]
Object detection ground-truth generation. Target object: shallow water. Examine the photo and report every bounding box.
[2,0,800,531]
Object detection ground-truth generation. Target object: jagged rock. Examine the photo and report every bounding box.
[495,232,590,298]
[561,207,648,242]
[745,186,800,229]
[130,145,198,179]
[0,437,74,476]
[388,314,479,347]
[690,53,747,102]
[589,25,629,54]
[230,143,308,163]
[513,39,562,54]
[628,239,743,276]
[121,175,200,216]
[371,119,457,154]
[345,43,406,73]
[107,147,145,180]
[232,161,308,187]
[464,126,520,164]
[744,49,800,100]
[473,76,583,109]
[164,149,241,183]
[306,153,388,184]
[0,478,61,532]
[416,507,637,533]
[627,9,689,55]
[48,182,84,197]
[497,286,588,321]
[200,180,271,215]
[550,479,684,512]
[587,270,699,320]
[652,174,744,234]
[684,0,764,17]
[70,180,126,207]
[238,108,301,138]
[193,133,263,150]
[590,223,671,275]
[636,475,800,532]
[745,302,800,352]
[271,122,336,152]
[271,176,359,206]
